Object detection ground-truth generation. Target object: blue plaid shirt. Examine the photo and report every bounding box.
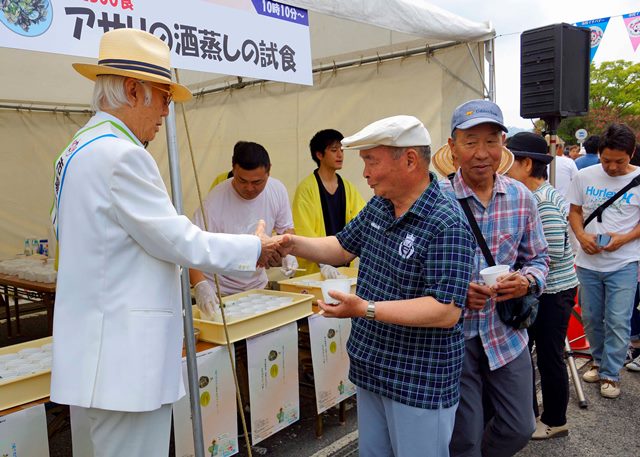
[336,173,475,409]
[440,172,549,370]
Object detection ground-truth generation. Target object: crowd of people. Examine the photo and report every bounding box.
[49,28,639,457]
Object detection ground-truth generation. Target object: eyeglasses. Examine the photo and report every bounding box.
[138,80,173,107]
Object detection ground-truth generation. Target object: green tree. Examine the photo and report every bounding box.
[555,60,640,142]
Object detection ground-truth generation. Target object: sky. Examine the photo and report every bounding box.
[427,0,640,130]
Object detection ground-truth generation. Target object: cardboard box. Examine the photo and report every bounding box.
[278,267,358,302]
[0,337,52,411]
[193,290,313,344]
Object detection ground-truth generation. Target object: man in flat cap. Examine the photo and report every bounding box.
[50,28,287,456]
[439,100,549,457]
[287,115,476,456]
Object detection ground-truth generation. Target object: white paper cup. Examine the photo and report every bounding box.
[479,265,510,286]
[18,348,41,357]
[0,353,19,362]
[16,365,39,376]
[321,279,351,305]
[26,352,49,362]
[6,359,30,369]
[0,369,19,381]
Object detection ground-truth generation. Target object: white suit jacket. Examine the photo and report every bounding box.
[50,112,261,412]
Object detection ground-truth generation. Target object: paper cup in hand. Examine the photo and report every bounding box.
[321,279,351,305]
[479,265,510,286]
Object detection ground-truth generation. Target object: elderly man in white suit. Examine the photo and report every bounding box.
[50,28,288,456]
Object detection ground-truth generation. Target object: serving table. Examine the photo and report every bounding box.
[0,273,56,338]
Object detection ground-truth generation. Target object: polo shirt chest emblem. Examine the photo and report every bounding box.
[398,233,416,259]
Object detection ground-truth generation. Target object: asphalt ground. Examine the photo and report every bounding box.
[4,311,640,457]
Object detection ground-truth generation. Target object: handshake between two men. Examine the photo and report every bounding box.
[194,220,352,320]
[254,219,294,269]
[193,219,296,320]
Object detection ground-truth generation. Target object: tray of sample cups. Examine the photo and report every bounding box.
[278,267,358,303]
[0,337,53,411]
[192,290,313,344]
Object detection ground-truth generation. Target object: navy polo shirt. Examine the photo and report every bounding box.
[336,173,475,409]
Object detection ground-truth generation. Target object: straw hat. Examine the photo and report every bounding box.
[432,143,514,177]
[73,28,191,102]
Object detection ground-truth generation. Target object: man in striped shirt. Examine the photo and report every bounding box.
[506,132,579,440]
[440,100,549,457]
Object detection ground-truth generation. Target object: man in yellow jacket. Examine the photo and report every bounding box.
[292,129,366,276]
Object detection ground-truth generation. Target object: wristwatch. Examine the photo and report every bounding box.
[526,275,538,295]
[365,301,376,320]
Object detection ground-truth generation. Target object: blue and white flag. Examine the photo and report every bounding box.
[575,17,611,62]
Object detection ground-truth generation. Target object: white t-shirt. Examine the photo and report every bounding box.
[193,177,294,294]
[549,156,578,202]
[567,165,640,272]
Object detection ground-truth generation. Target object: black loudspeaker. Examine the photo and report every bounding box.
[520,23,590,119]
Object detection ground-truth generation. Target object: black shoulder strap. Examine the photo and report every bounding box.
[458,197,496,267]
[583,174,640,228]
[448,176,495,266]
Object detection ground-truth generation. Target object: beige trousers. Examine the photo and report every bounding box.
[70,403,173,457]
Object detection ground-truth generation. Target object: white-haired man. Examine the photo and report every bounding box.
[50,28,287,456]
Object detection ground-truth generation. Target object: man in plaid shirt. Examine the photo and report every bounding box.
[439,100,549,457]
[288,115,476,457]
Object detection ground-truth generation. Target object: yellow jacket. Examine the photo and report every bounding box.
[209,171,232,191]
[292,172,366,274]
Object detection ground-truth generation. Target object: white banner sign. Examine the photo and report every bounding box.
[307,314,356,413]
[0,0,312,85]
[173,345,239,457]
[246,322,299,445]
[0,404,50,457]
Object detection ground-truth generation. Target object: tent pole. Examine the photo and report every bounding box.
[465,43,490,98]
[487,38,496,101]
[165,103,206,457]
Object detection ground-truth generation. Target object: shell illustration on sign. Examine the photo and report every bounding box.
[0,0,53,36]
[200,390,211,407]
[399,233,416,259]
[269,348,280,377]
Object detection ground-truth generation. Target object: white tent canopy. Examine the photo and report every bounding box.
[288,0,493,41]
[0,0,495,257]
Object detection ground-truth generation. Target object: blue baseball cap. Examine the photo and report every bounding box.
[450,99,508,136]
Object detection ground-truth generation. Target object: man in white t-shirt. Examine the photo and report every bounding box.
[568,123,640,399]
[189,141,297,313]
[549,138,580,252]
[548,138,578,201]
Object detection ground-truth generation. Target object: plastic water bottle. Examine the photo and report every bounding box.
[24,239,32,256]
[31,238,40,256]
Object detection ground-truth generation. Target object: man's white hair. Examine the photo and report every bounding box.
[91,75,152,111]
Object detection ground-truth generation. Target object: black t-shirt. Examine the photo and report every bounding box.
[313,169,346,236]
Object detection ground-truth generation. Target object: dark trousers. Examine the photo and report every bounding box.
[630,284,640,340]
[527,287,576,427]
[450,337,535,457]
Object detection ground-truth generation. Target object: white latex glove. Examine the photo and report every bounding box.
[193,280,219,320]
[320,264,343,279]
[280,255,298,278]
